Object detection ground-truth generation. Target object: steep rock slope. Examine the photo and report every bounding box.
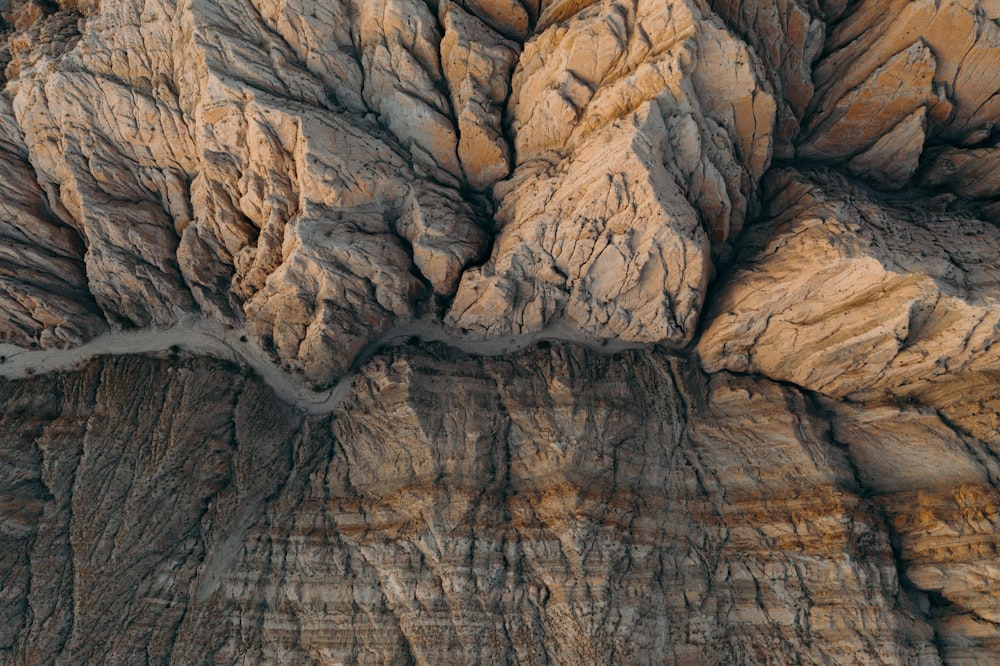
[0,348,941,664]
[1,0,1000,663]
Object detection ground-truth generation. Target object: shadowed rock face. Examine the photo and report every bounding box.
[2,0,1000,663]
[0,348,942,664]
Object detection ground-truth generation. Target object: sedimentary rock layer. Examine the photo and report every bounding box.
[0,346,949,664]
[2,0,1000,662]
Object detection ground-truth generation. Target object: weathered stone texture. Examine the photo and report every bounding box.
[0,348,948,664]
[3,0,1000,662]
[698,168,1000,403]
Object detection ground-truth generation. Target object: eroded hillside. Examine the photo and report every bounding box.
[1,0,1000,663]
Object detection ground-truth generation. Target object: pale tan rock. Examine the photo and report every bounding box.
[8,1,222,331]
[709,0,824,158]
[914,372,1000,459]
[831,403,994,496]
[178,0,489,384]
[448,0,775,343]
[245,0,367,113]
[357,0,463,182]
[0,96,104,347]
[846,107,927,189]
[698,168,1000,400]
[689,20,775,190]
[1,0,493,385]
[509,0,774,201]
[449,102,710,344]
[440,1,519,191]
[395,183,491,295]
[13,67,198,328]
[211,98,490,383]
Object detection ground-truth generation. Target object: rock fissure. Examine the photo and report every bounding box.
[4,0,1000,662]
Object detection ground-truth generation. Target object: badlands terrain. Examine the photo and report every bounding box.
[2,0,1000,663]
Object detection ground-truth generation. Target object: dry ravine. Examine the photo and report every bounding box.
[2,0,1000,663]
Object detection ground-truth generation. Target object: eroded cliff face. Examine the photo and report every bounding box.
[1,0,1000,663]
[1,349,944,664]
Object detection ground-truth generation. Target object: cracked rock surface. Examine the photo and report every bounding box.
[0,348,942,664]
[3,0,1000,663]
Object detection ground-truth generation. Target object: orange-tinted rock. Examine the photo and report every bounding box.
[0,347,942,664]
[440,1,519,190]
[709,0,824,158]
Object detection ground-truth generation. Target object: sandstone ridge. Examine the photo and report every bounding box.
[3,0,1000,663]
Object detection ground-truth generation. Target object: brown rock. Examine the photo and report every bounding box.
[921,143,1000,199]
[880,485,1000,663]
[0,347,944,664]
[5,0,1000,663]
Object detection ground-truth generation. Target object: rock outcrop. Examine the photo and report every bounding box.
[0,347,944,664]
[2,0,1000,663]
[448,0,775,344]
[698,167,1000,403]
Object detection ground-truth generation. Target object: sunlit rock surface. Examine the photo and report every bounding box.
[1,0,1000,663]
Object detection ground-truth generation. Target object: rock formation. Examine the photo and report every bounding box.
[1,0,1000,663]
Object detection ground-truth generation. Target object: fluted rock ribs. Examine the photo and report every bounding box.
[2,0,1000,663]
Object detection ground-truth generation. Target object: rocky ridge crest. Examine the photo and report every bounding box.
[2,0,1000,663]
